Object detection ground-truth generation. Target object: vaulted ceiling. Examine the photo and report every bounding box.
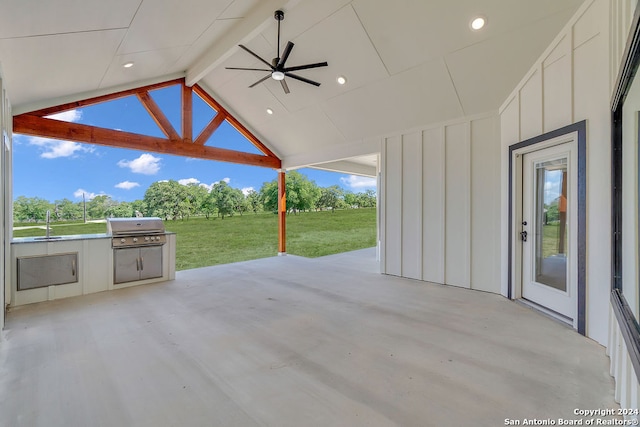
[0,0,585,174]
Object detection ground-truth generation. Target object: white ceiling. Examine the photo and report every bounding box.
[0,0,585,174]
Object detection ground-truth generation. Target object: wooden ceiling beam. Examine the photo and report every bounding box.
[26,78,185,117]
[194,113,227,145]
[13,114,281,169]
[137,91,181,141]
[13,78,281,168]
[182,83,193,144]
[193,84,279,159]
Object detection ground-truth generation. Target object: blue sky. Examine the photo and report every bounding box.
[12,85,376,203]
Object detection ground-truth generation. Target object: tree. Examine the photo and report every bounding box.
[144,180,189,220]
[260,180,279,212]
[14,196,52,222]
[201,190,217,219]
[232,188,248,216]
[86,195,118,219]
[318,185,345,211]
[356,189,377,208]
[343,192,357,208]
[193,184,211,217]
[130,199,147,217]
[287,170,320,213]
[106,201,135,218]
[55,198,83,220]
[246,189,262,214]
[259,171,320,214]
[210,181,235,219]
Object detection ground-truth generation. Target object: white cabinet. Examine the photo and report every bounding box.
[10,233,176,307]
[10,236,111,306]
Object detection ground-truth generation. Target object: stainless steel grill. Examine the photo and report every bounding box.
[106,217,167,248]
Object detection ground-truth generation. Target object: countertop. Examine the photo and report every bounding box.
[11,234,111,244]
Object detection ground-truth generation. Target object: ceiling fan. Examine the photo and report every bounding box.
[226,10,328,94]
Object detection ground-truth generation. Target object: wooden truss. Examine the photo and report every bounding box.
[12,78,281,169]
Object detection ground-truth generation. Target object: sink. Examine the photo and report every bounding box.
[33,236,63,241]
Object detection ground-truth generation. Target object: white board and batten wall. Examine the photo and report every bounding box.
[501,0,640,411]
[500,0,611,345]
[380,0,614,346]
[380,113,501,295]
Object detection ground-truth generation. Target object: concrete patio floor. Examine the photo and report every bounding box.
[0,248,618,426]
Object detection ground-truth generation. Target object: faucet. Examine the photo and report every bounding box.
[46,210,51,239]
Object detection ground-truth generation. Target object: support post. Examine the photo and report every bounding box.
[278,170,286,255]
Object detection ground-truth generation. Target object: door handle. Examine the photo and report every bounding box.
[140,257,144,271]
[520,230,528,242]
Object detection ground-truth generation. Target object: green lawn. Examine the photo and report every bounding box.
[13,208,377,271]
[541,223,567,258]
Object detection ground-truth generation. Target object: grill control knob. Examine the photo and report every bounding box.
[133,238,138,242]
[120,238,126,243]
[145,237,150,241]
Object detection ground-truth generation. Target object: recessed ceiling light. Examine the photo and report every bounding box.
[266,108,274,115]
[470,16,486,31]
[123,62,134,68]
[336,75,347,85]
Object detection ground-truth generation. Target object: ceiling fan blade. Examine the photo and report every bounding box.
[283,61,328,73]
[249,74,272,88]
[226,67,272,72]
[280,79,290,94]
[239,45,274,69]
[277,41,295,68]
[285,72,321,87]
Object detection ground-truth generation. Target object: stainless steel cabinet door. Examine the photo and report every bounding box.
[17,253,78,290]
[114,247,141,284]
[139,246,162,280]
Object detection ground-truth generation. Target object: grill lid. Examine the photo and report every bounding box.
[107,217,165,235]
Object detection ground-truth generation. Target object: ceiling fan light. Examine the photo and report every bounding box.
[336,75,347,85]
[272,71,285,81]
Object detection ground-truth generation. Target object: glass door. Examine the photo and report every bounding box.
[521,142,576,321]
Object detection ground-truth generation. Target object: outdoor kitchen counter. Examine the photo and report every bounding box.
[11,233,110,243]
[9,233,176,307]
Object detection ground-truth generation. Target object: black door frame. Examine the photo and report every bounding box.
[508,121,586,335]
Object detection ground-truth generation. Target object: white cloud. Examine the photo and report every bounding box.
[46,109,82,123]
[118,153,161,175]
[178,178,200,186]
[241,187,254,196]
[14,109,91,159]
[220,177,231,184]
[25,135,94,159]
[73,189,102,200]
[340,175,377,190]
[115,181,140,190]
[543,170,563,204]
